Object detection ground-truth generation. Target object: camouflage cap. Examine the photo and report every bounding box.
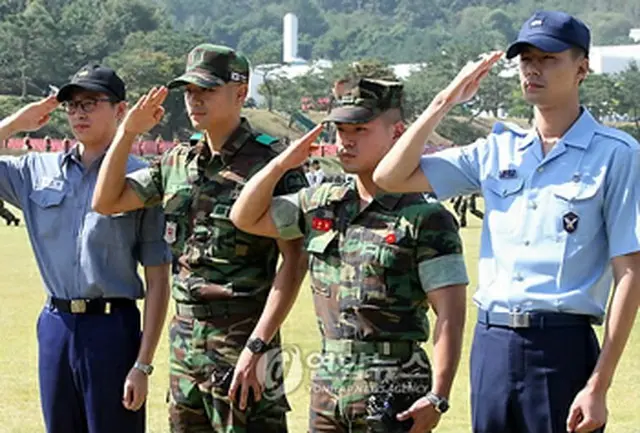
[167,44,250,89]
[325,78,403,124]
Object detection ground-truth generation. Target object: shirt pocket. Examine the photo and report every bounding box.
[83,211,137,247]
[360,235,413,303]
[549,181,601,241]
[28,188,67,238]
[483,175,525,236]
[305,230,339,297]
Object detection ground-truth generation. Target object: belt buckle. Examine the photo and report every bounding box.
[508,311,530,328]
[70,299,87,314]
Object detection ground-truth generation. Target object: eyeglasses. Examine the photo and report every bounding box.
[61,98,113,114]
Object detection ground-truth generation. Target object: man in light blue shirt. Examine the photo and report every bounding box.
[374,11,640,433]
[0,65,172,433]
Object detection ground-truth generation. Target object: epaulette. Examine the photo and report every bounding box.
[491,121,528,137]
[595,126,640,149]
[306,183,352,210]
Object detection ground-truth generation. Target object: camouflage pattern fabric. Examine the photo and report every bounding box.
[271,180,466,432]
[168,315,290,433]
[126,118,307,432]
[324,78,404,124]
[272,181,466,342]
[0,199,19,224]
[309,348,432,433]
[168,44,251,89]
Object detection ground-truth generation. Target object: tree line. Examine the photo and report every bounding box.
[0,0,639,143]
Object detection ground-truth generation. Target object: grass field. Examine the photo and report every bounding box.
[1,204,640,433]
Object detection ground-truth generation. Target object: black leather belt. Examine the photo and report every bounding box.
[478,308,597,329]
[49,298,135,314]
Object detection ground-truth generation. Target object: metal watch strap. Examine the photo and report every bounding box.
[133,361,154,376]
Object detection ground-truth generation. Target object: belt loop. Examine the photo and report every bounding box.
[540,315,545,330]
[382,342,391,356]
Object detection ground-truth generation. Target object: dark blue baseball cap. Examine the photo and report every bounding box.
[56,64,126,102]
[506,11,590,59]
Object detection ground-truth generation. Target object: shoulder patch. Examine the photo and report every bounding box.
[492,121,528,137]
[255,134,279,146]
[595,126,640,149]
[305,183,352,211]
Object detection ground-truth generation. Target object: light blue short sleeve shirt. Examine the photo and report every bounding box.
[420,109,640,319]
[0,148,172,300]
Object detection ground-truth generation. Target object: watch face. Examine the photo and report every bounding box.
[248,338,267,353]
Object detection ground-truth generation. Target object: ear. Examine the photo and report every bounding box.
[116,101,128,122]
[577,57,589,84]
[391,121,405,142]
[236,84,248,105]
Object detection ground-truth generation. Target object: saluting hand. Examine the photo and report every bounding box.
[122,87,168,136]
[442,51,503,106]
[274,124,324,171]
[2,95,59,134]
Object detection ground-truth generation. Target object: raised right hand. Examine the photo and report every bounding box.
[2,95,59,133]
[122,87,168,135]
[442,51,503,106]
[274,124,324,171]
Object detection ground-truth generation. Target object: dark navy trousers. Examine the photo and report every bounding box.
[37,304,145,433]
[470,321,604,433]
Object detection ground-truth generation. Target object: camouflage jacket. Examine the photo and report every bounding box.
[127,119,307,304]
[271,180,468,342]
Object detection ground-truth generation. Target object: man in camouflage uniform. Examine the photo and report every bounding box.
[0,198,20,225]
[451,193,484,227]
[92,44,310,432]
[230,79,469,432]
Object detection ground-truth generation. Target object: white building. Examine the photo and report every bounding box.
[589,44,640,74]
[246,13,640,104]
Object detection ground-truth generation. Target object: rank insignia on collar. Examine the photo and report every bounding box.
[563,212,579,234]
[499,169,517,179]
[312,217,333,232]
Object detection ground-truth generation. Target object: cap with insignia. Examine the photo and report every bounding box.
[324,78,403,124]
[168,44,250,89]
[56,64,126,102]
[506,10,591,59]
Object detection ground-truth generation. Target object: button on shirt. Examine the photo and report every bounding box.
[0,147,171,299]
[420,109,640,319]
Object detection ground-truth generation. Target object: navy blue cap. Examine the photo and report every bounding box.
[56,64,126,102]
[506,11,590,59]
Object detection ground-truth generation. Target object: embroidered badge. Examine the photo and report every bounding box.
[164,221,177,244]
[312,217,333,232]
[498,169,517,179]
[562,212,579,234]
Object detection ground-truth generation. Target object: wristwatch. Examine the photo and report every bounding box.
[426,391,450,414]
[246,337,269,354]
[133,361,154,376]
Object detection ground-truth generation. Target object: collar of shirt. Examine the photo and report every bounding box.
[60,144,107,172]
[516,107,598,152]
[342,177,403,211]
[187,117,254,166]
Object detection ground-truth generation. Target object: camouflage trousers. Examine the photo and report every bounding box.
[0,201,18,224]
[308,344,432,433]
[168,314,291,433]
